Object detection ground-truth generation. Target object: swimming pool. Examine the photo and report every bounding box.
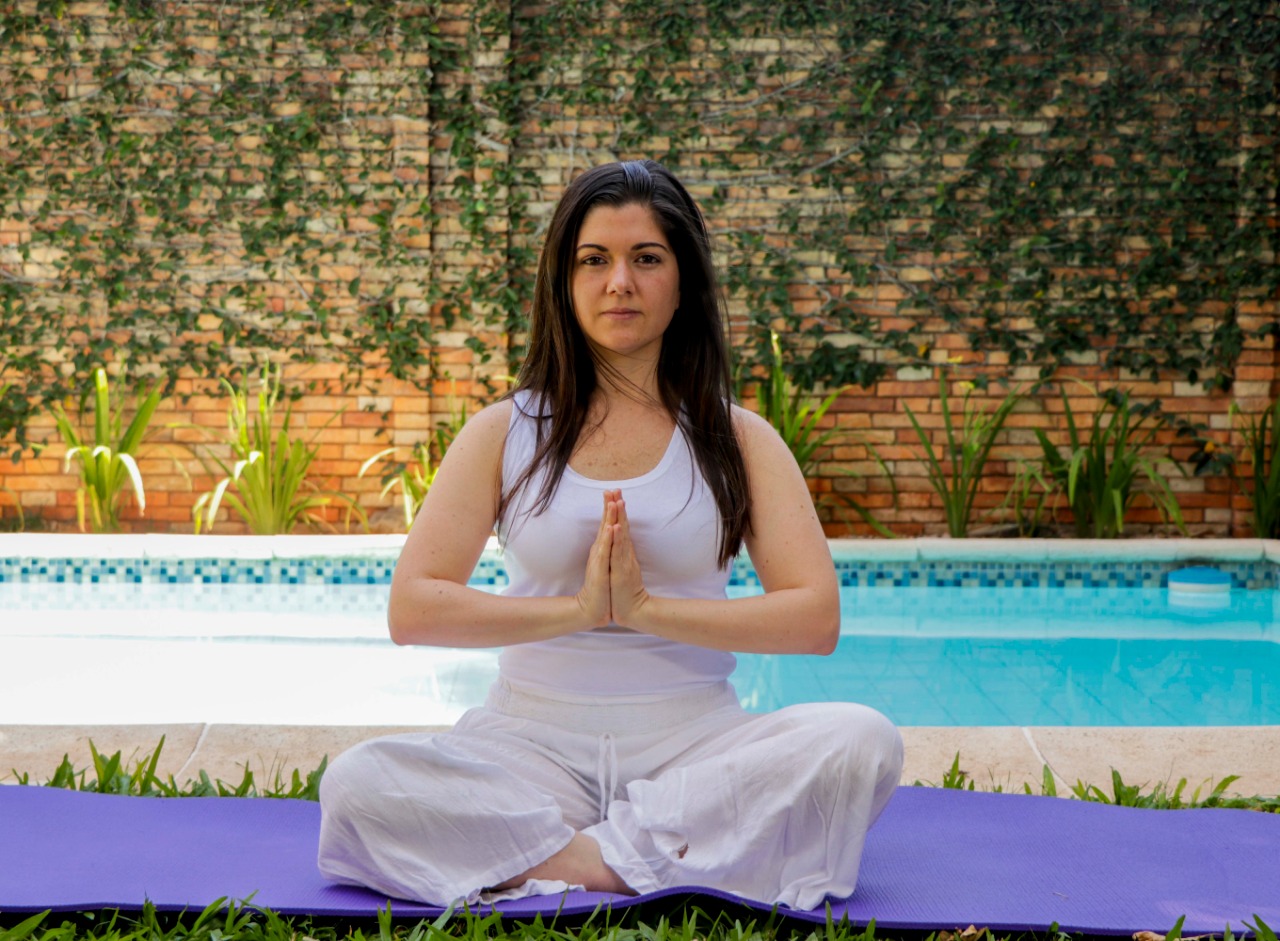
[1,536,1277,727]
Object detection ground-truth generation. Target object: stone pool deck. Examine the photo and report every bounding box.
[3,723,1279,798]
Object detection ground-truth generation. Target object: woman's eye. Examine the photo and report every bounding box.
[637,253,662,265]
[579,255,605,266]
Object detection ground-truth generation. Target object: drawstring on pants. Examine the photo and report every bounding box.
[482,678,739,825]
[595,732,618,823]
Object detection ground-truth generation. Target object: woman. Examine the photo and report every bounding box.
[317,160,903,908]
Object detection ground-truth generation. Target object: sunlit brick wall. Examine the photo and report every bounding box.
[0,1,1275,537]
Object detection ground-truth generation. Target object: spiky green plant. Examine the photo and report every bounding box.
[0,381,24,529]
[1232,395,1280,538]
[1034,383,1186,538]
[903,374,1023,537]
[191,364,363,535]
[0,486,25,531]
[1001,458,1055,537]
[14,736,327,800]
[754,332,850,479]
[51,367,163,532]
[12,739,1279,813]
[359,400,468,530]
[749,332,895,537]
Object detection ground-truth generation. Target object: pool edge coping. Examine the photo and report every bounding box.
[2,533,1278,565]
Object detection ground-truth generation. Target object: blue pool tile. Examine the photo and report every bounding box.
[2,553,1276,588]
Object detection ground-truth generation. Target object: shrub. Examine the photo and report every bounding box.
[1022,384,1186,538]
[52,368,162,533]
[190,365,364,535]
[904,374,1023,538]
[359,400,468,531]
[746,332,894,537]
[1232,395,1280,539]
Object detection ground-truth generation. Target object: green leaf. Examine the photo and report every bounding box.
[0,911,49,941]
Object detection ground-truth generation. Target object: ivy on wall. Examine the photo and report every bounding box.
[1,0,1276,459]
[0,1,449,456]
[474,0,1278,390]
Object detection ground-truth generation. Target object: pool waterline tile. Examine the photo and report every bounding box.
[1,536,1278,589]
[4,554,1276,591]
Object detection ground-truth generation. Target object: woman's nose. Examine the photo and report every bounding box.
[606,260,634,294]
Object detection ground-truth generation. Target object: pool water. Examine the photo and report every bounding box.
[740,585,1279,725]
[2,573,1276,726]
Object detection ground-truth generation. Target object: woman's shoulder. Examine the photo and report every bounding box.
[729,402,775,440]
[729,402,797,466]
[471,396,517,427]
[448,398,515,452]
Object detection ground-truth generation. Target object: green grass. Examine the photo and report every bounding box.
[3,742,1277,941]
[6,736,326,801]
[923,752,1280,813]
[11,740,1277,814]
[2,886,1276,941]
[0,900,963,941]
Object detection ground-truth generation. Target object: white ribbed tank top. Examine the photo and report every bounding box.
[496,390,736,701]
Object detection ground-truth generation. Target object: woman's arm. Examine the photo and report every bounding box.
[387,400,612,648]
[607,406,841,655]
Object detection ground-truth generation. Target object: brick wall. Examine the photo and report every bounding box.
[0,1,1275,537]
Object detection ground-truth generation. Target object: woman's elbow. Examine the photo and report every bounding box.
[808,591,841,655]
[386,605,414,646]
[387,578,472,647]
[809,621,840,655]
[387,590,434,646]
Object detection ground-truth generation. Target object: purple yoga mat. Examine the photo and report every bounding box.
[1,785,1277,935]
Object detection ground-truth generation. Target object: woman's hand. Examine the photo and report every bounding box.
[569,410,840,655]
[606,492,651,627]
[575,489,651,628]
[575,489,617,627]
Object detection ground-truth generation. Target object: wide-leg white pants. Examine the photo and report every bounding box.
[317,680,903,909]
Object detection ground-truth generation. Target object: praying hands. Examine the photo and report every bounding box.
[577,489,651,629]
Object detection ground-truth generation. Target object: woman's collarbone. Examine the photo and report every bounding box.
[569,418,675,480]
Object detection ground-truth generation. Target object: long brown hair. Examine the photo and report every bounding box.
[501,160,749,567]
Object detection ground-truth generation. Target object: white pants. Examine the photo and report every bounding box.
[317,680,903,909]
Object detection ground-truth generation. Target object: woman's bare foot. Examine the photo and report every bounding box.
[490,832,634,894]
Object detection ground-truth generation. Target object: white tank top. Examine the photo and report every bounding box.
[496,390,736,701]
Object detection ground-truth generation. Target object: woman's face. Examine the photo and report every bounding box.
[570,202,680,367]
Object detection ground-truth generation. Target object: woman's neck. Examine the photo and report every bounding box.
[593,350,662,406]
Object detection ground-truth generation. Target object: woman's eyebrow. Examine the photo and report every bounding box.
[576,241,671,253]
